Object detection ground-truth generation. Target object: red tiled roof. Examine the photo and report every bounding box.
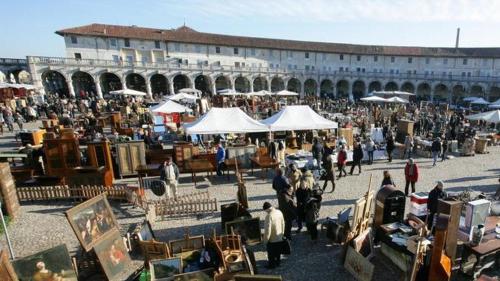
[56,23,500,58]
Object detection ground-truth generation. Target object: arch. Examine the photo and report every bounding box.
[173,74,190,93]
[71,71,96,98]
[304,78,318,96]
[13,70,31,84]
[400,81,415,94]
[452,84,466,104]
[384,81,399,91]
[126,73,146,93]
[470,84,484,97]
[215,75,231,91]
[416,83,431,101]
[320,79,334,98]
[100,72,122,96]
[194,75,212,96]
[489,86,500,102]
[287,78,301,94]
[235,76,251,93]
[150,74,169,96]
[253,76,268,92]
[336,80,349,98]
[368,81,382,93]
[271,77,285,92]
[41,70,68,98]
[352,80,366,100]
[434,83,448,102]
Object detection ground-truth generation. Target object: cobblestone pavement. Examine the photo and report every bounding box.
[0,121,498,280]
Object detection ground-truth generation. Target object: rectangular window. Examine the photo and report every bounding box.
[241,62,245,67]
[155,40,161,49]
[294,65,297,69]
[396,69,399,74]
[195,45,201,53]
[443,58,448,65]
[462,72,466,77]
[174,43,180,52]
[270,63,274,68]
[357,55,361,61]
[288,64,292,69]
[425,57,430,64]
[339,67,344,72]
[234,47,239,55]
[70,36,77,44]
[235,62,240,67]
[408,57,413,63]
[467,72,471,77]
[390,69,394,74]
[463,58,468,65]
[110,38,117,47]
[362,68,365,73]
[305,52,309,59]
[251,48,256,56]
[391,57,395,63]
[215,46,220,54]
[413,70,417,74]
[311,66,315,70]
[74,53,81,59]
[126,55,133,62]
[374,56,378,62]
[340,54,344,60]
[112,55,119,62]
[124,38,130,47]
[356,67,361,72]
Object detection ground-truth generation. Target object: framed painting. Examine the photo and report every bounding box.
[225,217,262,245]
[0,250,18,281]
[352,227,374,259]
[136,220,156,241]
[11,244,77,281]
[66,194,119,251]
[171,268,214,281]
[93,229,131,281]
[344,246,374,281]
[233,274,283,281]
[150,257,182,281]
[169,235,205,255]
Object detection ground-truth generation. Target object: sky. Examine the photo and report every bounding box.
[2,0,500,58]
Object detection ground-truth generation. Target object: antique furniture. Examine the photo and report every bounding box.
[428,214,451,281]
[43,137,81,177]
[249,156,279,178]
[140,240,171,268]
[184,159,215,186]
[18,129,45,146]
[437,199,463,263]
[173,141,195,172]
[0,163,21,219]
[226,145,257,169]
[374,185,406,230]
[396,119,414,143]
[115,141,146,178]
[87,141,114,186]
[338,128,354,149]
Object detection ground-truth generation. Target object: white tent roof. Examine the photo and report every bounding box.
[470,97,490,105]
[386,96,409,103]
[261,105,338,131]
[167,93,198,102]
[150,100,193,114]
[109,89,146,96]
[248,90,272,96]
[178,88,202,95]
[360,96,387,102]
[184,107,269,134]
[463,96,481,102]
[275,90,299,96]
[0,83,36,90]
[217,89,242,96]
[488,104,500,109]
[466,110,500,123]
[372,91,415,96]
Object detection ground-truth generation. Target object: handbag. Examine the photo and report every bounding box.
[281,238,291,255]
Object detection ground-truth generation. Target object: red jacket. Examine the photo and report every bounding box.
[337,150,347,165]
[404,163,419,182]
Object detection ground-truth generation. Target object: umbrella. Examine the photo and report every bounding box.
[470,98,490,105]
[109,89,146,96]
[386,96,409,103]
[275,90,299,96]
[466,110,500,123]
[178,88,202,95]
[360,96,388,102]
[150,100,193,114]
[167,93,198,102]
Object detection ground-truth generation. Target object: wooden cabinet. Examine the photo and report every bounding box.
[44,138,81,177]
[115,141,146,178]
[87,141,114,186]
[173,142,194,171]
[19,129,45,146]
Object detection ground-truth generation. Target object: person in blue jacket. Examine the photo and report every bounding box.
[216,143,225,176]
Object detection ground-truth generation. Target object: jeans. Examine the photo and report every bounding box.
[349,161,361,174]
[216,162,224,176]
[284,218,293,240]
[405,149,412,159]
[368,151,374,164]
[432,151,439,166]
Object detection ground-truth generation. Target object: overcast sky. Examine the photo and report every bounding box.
[1,0,500,58]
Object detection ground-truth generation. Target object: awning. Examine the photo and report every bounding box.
[109,89,146,96]
[150,100,193,114]
[470,98,490,105]
[466,110,500,123]
[261,105,338,131]
[178,88,202,95]
[184,107,269,134]
[275,90,299,96]
[360,96,387,102]
[386,96,409,103]
[167,93,198,102]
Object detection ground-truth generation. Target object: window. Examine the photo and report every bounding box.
[270,63,274,68]
[356,67,361,72]
[483,58,488,66]
[288,51,293,58]
[340,54,344,60]
[251,48,256,56]
[463,58,468,65]
[322,53,327,60]
[305,52,309,59]
[425,57,430,64]
[155,40,161,49]
[74,53,81,59]
[390,69,394,74]
[414,70,417,74]
[345,67,349,71]
[195,45,201,53]
[374,56,378,62]
[110,38,117,47]
[408,57,413,63]
[241,62,245,67]
[214,46,220,54]
[288,64,292,69]
[234,47,239,55]
[396,69,399,74]
[305,65,310,71]
[339,67,344,72]
[70,36,77,44]
[391,57,395,63]
[112,55,119,62]
[357,55,361,61]
[126,55,133,62]
[174,43,180,52]
[124,38,130,47]
[311,66,315,70]
[294,65,297,69]
[235,62,240,67]
[467,72,471,77]
[443,58,448,65]
[462,72,466,77]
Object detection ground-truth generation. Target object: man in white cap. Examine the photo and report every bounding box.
[427,180,447,230]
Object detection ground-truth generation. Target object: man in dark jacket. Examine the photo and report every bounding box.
[272,168,290,193]
[386,134,395,162]
[431,137,442,166]
[349,142,363,175]
[304,189,322,241]
[278,185,297,240]
[427,181,447,230]
[311,138,323,168]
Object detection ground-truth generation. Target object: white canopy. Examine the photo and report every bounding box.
[167,93,198,102]
[470,97,490,105]
[275,90,299,96]
[488,99,500,109]
[178,88,202,95]
[184,107,269,134]
[217,89,242,96]
[372,91,415,96]
[360,96,387,102]
[248,90,272,96]
[466,110,500,123]
[261,105,338,131]
[386,96,409,103]
[0,82,36,90]
[150,100,193,114]
[463,96,481,102]
[109,89,146,96]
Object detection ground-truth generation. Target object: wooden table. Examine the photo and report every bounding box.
[250,156,280,179]
[224,158,243,180]
[136,164,162,177]
[184,159,215,186]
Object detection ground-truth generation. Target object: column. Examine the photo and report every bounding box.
[249,80,254,93]
[267,79,271,92]
[333,86,337,99]
[95,80,103,99]
[231,79,236,91]
[300,82,305,98]
[212,82,217,96]
[146,79,152,98]
[169,78,175,95]
[122,78,128,90]
[447,89,452,104]
[67,79,76,97]
[348,83,353,102]
[316,84,321,98]
[430,89,434,103]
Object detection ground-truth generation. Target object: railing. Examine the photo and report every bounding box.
[27,55,500,84]
[0,58,27,65]
[16,184,129,202]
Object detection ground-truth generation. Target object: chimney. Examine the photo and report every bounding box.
[455,28,460,48]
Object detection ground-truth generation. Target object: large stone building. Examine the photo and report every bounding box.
[27,23,500,102]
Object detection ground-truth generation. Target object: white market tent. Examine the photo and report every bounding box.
[178,88,202,95]
[248,90,272,96]
[470,97,490,105]
[360,96,388,102]
[0,83,36,90]
[465,110,500,123]
[150,100,193,114]
[489,99,500,109]
[167,93,198,102]
[184,107,269,134]
[109,89,146,96]
[372,91,415,96]
[275,90,299,96]
[217,89,242,96]
[261,105,338,131]
[386,96,410,103]
[463,96,481,102]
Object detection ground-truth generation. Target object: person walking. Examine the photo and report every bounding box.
[286,164,302,194]
[311,137,323,168]
[159,157,179,199]
[322,154,336,193]
[272,168,290,194]
[349,142,363,175]
[404,158,419,196]
[295,172,311,233]
[386,134,395,162]
[427,181,447,230]
[404,134,414,159]
[381,170,396,187]
[365,137,375,165]
[277,185,297,240]
[431,137,442,166]
[263,202,285,269]
[14,111,24,131]
[304,189,322,241]
[337,145,348,178]
[441,137,448,162]
[216,143,225,176]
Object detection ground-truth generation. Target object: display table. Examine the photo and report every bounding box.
[184,159,215,186]
[136,164,161,178]
[285,151,313,168]
[250,156,280,178]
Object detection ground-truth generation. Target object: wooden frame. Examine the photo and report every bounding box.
[140,240,171,267]
[169,235,205,255]
[135,219,156,241]
[225,217,262,245]
[0,250,18,281]
[65,194,119,251]
[171,268,214,281]
[93,229,132,281]
[344,246,374,281]
[150,257,183,281]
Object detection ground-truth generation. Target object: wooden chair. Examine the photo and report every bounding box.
[139,240,171,268]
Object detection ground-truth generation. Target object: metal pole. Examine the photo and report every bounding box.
[0,202,15,259]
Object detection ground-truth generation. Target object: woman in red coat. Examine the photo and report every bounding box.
[404,158,419,196]
[337,145,348,178]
